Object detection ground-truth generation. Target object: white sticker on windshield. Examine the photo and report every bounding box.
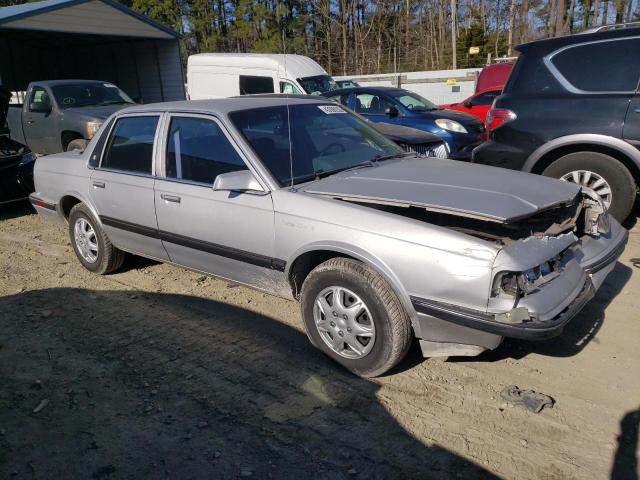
[318,105,346,114]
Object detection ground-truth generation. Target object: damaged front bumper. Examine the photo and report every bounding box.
[411,215,628,356]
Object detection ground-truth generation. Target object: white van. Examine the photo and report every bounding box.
[187,53,338,99]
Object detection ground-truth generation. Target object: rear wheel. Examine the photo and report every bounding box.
[300,258,412,377]
[68,203,125,274]
[542,151,636,222]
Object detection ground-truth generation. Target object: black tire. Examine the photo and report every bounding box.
[68,203,125,274]
[66,139,88,152]
[300,258,413,377]
[542,151,636,222]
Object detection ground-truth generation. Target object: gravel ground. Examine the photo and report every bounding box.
[1,202,639,480]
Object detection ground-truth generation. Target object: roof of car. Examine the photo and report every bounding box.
[517,26,640,53]
[33,79,110,87]
[322,86,404,96]
[119,95,332,116]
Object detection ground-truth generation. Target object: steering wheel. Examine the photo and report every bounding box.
[319,142,346,156]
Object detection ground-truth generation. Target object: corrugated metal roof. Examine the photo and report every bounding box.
[0,0,180,38]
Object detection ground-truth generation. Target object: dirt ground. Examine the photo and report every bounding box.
[0,202,639,480]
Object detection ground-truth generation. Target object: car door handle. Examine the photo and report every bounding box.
[27,120,35,125]
[161,194,181,204]
[92,181,105,189]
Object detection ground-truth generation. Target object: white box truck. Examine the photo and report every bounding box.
[187,53,338,99]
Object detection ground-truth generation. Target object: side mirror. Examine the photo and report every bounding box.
[385,106,399,118]
[29,102,51,114]
[462,100,472,108]
[213,170,265,194]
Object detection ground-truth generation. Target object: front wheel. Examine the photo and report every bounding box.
[66,139,88,152]
[300,258,413,377]
[542,151,636,222]
[68,203,125,274]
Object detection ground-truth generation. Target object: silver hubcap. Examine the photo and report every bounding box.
[313,286,375,359]
[560,170,612,209]
[74,218,99,263]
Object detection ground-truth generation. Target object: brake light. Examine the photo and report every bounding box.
[486,108,516,132]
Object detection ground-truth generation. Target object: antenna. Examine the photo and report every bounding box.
[283,30,295,191]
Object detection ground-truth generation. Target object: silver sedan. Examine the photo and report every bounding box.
[30,96,628,376]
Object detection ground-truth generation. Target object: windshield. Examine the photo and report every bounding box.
[389,90,438,111]
[51,83,134,109]
[230,103,405,186]
[297,75,338,95]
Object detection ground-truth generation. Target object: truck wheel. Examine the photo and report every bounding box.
[300,257,412,377]
[68,203,125,274]
[542,152,636,222]
[66,139,88,152]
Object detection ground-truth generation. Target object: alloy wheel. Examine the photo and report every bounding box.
[560,170,612,209]
[74,217,99,263]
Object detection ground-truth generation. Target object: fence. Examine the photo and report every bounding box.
[334,68,482,104]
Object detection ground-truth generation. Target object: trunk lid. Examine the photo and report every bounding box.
[301,157,581,223]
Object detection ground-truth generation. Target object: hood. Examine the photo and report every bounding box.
[371,122,443,144]
[62,104,130,119]
[301,157,581,223]
[414,107,482,126]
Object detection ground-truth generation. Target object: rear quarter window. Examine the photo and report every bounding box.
[549,38,640,92]
[239,76,274,95]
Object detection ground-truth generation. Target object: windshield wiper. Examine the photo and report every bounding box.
[290,152,414,186]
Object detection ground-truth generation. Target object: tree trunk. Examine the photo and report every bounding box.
[601,0,609,25]
[507,0,517,56]
[451,0,457,69]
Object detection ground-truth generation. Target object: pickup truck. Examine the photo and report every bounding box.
[7,80,136,155]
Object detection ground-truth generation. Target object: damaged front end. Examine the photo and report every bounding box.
[404,189,624,358]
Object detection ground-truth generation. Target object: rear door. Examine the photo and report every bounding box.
[623,83,640,150]
[154,113,278,287]
[89,114,169,261]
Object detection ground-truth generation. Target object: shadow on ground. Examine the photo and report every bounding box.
[0,288,499,479]
[0,200,34,221]
[454,260,632,363]
[612,407,640,480]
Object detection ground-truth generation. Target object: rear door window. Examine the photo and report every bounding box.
[239,76,275,95]
[101,116,159,174]
[549,38,640,92]
[165,116,248,185]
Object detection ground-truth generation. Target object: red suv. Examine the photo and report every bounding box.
[440,88,502,123]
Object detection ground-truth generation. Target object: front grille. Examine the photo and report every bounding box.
[400,142,450,159]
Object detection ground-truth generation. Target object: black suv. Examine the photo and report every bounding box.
[472,26,640,221]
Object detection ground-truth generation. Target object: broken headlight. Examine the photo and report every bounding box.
[492,258,562,297]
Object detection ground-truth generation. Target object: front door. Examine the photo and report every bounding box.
[23,86,58,154]
[623,91,640,151]
[89,114,168,261]
[153,114,278,288]
[353,91,400,125]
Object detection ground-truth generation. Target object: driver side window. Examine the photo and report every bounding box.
[471,90,501,106]
[29,87,50,112]
[354,93,393,115]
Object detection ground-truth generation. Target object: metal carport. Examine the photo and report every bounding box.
[0,0,185,103]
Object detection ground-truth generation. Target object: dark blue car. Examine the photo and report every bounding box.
[323,87,485,160]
